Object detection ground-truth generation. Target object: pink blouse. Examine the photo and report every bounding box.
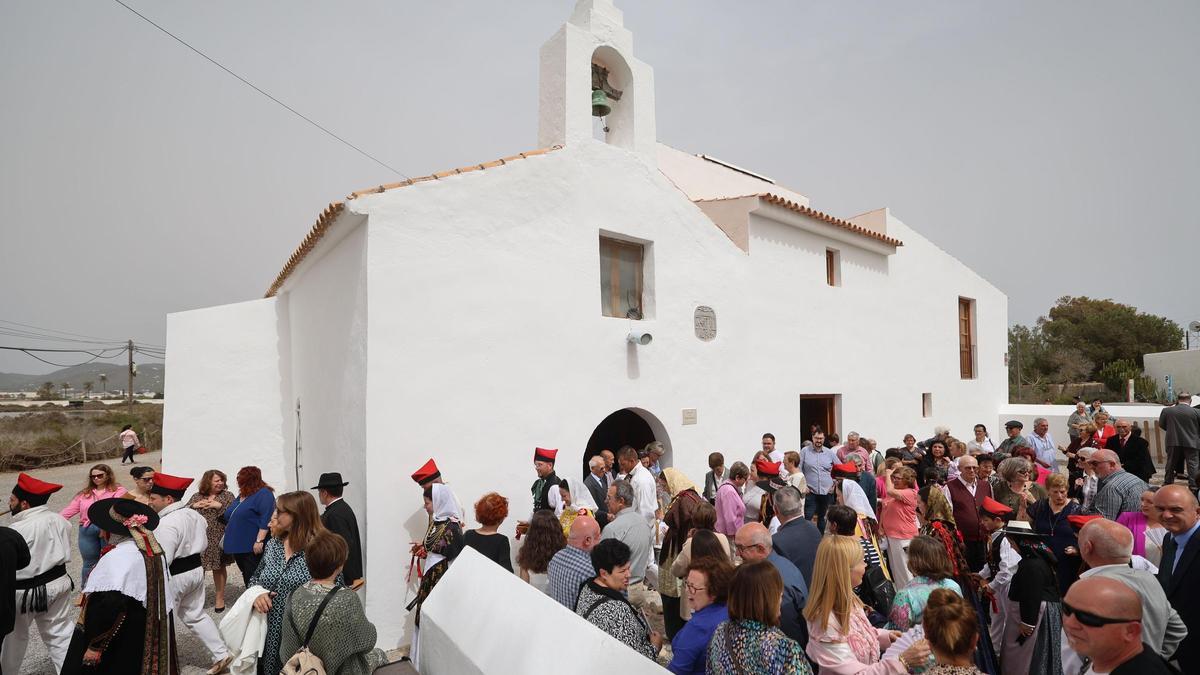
[880,488,918,539]
[61,486,128,527]
[807,607,906,674]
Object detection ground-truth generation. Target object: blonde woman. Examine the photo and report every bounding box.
[804,535,930,674]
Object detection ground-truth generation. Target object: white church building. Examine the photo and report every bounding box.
[163,0,1007,650]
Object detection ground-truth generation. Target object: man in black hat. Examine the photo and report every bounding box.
[997,420,1030,456]
[312,473,363,587]
[62,498,174,675]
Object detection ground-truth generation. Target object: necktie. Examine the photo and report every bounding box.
[1161,535,1177,584]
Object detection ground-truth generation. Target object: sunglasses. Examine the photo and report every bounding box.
[1062,601,1138,628]
[90,474,106,479]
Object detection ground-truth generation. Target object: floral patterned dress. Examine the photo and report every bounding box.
[707,619,812,674]
[248,538,312,675]
[186,489,234,570]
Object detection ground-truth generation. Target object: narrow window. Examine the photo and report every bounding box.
[959,298,975,379]
[825,248,841,287]
[922,393,933,418]
[600,236,644,319]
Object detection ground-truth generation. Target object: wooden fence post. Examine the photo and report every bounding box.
[81,438,87,463]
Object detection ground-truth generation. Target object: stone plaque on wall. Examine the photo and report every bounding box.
[682,409,698,425]
[694,306,716,341]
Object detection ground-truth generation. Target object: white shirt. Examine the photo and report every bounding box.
[979,530,1020,590]
[941,475,978,502]
[154,500,209,562]
[768,449,784,465]
[627,463,658,523]
[9,505,72,579]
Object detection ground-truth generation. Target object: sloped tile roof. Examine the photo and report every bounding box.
[695,193,904,248]
[265,146,561,297]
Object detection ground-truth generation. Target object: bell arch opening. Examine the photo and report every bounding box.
[581,407,672,480]
[590,46,634,148]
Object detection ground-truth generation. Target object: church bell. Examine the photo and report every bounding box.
[591,89,612,117]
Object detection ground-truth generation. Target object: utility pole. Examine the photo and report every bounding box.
[127,339,134,412]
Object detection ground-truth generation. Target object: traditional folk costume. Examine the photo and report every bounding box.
[410,458,463,520]
[150,472,231,672]
[62,497,176,675]
[408,483,464,626]
[1,473,73,675]
[656,469,704,639]
[752,458,787,524]
[408,483,464,671]
[978,497,1019,664]
[998,521,1062,675]
[530,447,561,513]
[554,475,599,537]
[920,487,1000,674]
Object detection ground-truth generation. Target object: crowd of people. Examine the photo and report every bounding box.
[1,464,374,674]
[404,395,1198,674]
[1,391,1198,674]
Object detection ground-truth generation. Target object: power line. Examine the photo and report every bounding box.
[110,0,410,180]
[0,319,126,344]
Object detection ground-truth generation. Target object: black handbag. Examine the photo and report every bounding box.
[861,564,896,615]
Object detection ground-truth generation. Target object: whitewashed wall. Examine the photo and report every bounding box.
[419,547,664,673]
[162,297,292,495]
[1145,349,1200,396]
[347,139,1007,646]
[284,220,369,548]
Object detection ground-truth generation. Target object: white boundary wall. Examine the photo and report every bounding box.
[418,547,664,674]
[1145,349,1200,397]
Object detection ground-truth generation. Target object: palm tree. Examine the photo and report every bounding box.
[83,381,94,398]
[60,383,70,398]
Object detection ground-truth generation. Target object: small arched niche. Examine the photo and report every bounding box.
[590,46,634,149]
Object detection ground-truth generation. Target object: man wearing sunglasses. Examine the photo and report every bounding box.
[1062,576,1178,674]
[1061,519,1186,674]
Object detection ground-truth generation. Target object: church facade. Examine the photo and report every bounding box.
[163,0,1007,647]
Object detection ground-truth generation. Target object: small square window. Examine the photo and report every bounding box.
[600,236,644,319]
[922,393,933,418]
[825,248,841,287]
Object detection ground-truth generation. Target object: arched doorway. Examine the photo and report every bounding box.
[582,408,672,479]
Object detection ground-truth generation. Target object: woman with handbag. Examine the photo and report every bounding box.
[187,469,235,612]
[249,491,324,675]
[280,530,386,675]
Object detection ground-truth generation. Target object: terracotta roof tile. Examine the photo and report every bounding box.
[266,145,561,297]
[695,193,904,248]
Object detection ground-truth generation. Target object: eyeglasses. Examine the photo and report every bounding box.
[90,474,106,479]
[734,543,761,553]
[1062,602,1139,628]
[684,582,707,593]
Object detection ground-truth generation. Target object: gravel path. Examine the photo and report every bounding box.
[3,451,243,675]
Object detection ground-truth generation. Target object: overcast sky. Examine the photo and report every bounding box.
[1,1,1196,375]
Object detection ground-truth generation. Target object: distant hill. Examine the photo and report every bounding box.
[0,362,165,394]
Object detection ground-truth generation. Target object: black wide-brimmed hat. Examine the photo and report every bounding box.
[310,472,349,490]
[87,498,159,537]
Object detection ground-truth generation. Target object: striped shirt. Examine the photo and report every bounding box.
[1092,470,1148,520]
[547,545,595,609]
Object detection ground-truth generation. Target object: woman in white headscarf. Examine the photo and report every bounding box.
[551,476,599,536]
[408,484,465,623]
[836,477,888,575]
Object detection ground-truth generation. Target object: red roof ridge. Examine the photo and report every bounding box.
[695,193,903,247]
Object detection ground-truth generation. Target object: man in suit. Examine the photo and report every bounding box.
[312,472,363,587]
[1106,419,1155,483]
[584,455,611,526]
[769,485,822,586]
[1159,393,1200,490]
[1155,484,1200,672]
[736,522,808,647]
